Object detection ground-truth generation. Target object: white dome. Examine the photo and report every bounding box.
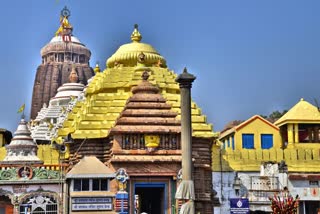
[49,35,81,44]
[54,83,85,98]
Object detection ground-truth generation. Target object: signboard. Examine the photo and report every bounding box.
[72,197,112,203]
[71,197,112,211]
[230,198,249,214]
[72,204,112,211]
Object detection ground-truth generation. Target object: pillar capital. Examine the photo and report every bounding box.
[176,67,196,88]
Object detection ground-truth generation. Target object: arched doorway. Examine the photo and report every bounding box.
[19,195,58,214]
[0,195,14,214]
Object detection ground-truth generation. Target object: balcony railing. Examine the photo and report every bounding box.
[248,176,281,203]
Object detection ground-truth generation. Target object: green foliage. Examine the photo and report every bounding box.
[260,110,288,122]
[269,110,288,120]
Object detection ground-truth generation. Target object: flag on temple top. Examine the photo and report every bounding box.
[17,104,25,114]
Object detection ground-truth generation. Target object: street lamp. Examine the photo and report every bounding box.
[233,173,241,196]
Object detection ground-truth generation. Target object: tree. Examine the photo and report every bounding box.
[269,110,288,120]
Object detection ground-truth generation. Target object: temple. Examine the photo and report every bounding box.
[0,7,216,213]
[56,25,215,214]
[30,6,94,119]
[1,4,320,214]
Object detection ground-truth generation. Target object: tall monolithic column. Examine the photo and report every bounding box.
[175,68,196,214]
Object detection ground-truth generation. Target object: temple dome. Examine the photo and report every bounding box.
[106,25,167,68]
[49,35,81,44]
[53,83,84,100]
[2,118,42,164]
[40,36,91,58]
[39,8,91,59]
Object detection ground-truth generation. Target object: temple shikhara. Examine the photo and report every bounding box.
[0,7,215,214]
[30,7,94,119]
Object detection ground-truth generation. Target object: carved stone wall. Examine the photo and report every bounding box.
[192,137,214,214]
[67,138,112,168]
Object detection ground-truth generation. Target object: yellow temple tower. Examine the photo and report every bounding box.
[56,25,215,214]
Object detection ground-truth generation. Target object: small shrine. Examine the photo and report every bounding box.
[2,118,42,164]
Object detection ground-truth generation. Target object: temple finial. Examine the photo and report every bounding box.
[94,62,101,73]
[61,6,71,18]
[183,67,188,73]
[55,6,73,38]
[131,24,142,42]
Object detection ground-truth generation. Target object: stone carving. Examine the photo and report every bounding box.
[17,166,33,179]
[115,168,129,191]
[261,162,279,176]
[33,168,60,180]
[0,168,17,180]
[0,167,60,181]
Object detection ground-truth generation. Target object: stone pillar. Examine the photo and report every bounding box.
[176,68,195,182]
[294,124,299,143]
[63,182,68,214]
[175,68,196,214]
[287,124,294,147]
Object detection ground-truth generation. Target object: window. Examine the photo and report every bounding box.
[309,181,319,186]
[232,136,235,150]
[261,134,273,149]
[242,134,254,149]
[92,179,108,191]
[227,139,230,148]
[74,179,89,191]
[73,179,109,191]
[20,195,57,214]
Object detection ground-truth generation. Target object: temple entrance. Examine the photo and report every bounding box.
[134,183,166,214]
[0,195,13,214]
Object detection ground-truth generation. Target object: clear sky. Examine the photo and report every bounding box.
[0,0,319,133]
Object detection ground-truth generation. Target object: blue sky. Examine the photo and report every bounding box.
[0,0,319,132]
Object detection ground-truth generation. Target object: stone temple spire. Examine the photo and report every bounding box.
[2,118,42,164]
[30,7,94,119]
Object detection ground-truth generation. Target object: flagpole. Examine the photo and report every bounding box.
[22,106,25,119]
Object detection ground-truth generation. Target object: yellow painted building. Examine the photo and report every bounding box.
[213,99,320,214]
[219,115,281,152]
